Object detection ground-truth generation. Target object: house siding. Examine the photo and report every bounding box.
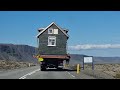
[38,24,68,55]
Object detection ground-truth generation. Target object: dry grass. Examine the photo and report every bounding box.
[114,73,120,79]
[0,60,36,70]
[68,63,120,79]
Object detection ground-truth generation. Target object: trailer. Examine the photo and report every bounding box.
[39,55,70,70]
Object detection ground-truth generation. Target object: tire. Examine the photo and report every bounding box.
[57,67,63,70]
[41,67,46,71]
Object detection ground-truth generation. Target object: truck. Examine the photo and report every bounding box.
[36,22,70,71]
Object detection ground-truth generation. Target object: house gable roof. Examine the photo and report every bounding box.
[36,22,69,38]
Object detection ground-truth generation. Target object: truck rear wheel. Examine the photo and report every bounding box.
[57,67,63,70]
[41,66,46,71]
[41,67,46,71]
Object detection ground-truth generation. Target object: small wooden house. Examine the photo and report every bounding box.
[36,22,69,55]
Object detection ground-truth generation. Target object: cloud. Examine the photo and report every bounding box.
[68,44,120,50]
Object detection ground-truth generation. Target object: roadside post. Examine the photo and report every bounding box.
[92,58,94,70]
[29,63,30,67]
[77,64,80,74]
[83,59,84,70]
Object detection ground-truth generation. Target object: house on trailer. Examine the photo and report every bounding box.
[36,22,69,55]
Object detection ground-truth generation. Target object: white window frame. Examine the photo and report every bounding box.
[48,36,56,46]
[48,28,53,34]
[54,29,58,34]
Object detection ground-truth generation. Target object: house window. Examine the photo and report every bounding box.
[54,29,58,34]
[48,36,56,46]
[48,28,53,34]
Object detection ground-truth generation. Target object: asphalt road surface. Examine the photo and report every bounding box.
[0,66,96,79]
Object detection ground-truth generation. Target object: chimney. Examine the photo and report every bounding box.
[38,28,44,32]
[62,28,69,33]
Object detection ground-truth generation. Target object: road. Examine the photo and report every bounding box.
[0,66,96,79]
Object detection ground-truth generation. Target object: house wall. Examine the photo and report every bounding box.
[38,24,68,55]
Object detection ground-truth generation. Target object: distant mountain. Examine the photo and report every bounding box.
[93,57,120,64]
[69,54,89,64]
[0,44,38,63]
[70,54,88,61]
[1,44,120,64]
[69,54,120,64]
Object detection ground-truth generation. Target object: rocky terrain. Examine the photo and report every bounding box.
[0,44,38,62]
[0,44,38,70]
[69,63,120,79]
[83,64,120,79]
[69,54,120,79]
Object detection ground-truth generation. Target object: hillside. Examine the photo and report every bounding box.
[0,43,120,64]
[0,44,38,63]
[70,54,120,64]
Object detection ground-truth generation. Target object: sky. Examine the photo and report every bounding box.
[0,11,120,57]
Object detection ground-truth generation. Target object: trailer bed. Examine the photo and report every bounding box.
[39,55,70,59]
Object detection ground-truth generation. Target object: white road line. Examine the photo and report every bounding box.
[71,74,75,77]
[19,69,40,79]
[66,71,75,78]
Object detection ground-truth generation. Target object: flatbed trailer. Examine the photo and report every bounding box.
[39,55,70,71]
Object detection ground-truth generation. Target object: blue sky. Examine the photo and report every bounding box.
[0,11,120,57]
